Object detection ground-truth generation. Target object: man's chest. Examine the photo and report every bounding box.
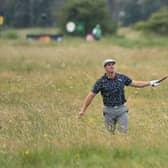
[101,79,124,93]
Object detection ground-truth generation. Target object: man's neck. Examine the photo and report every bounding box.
[105,72,116,79]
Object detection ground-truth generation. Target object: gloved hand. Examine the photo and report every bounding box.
[150,80,160,87]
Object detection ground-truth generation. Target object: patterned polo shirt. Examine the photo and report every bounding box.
[91,73,132,107]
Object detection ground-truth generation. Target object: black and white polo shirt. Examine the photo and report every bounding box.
[91,73,132,107]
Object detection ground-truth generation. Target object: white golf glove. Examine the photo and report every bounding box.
[150,80,160,87]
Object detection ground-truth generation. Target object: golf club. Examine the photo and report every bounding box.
[157,75,168,83]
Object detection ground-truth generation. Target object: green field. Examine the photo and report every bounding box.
[0,28,168,167]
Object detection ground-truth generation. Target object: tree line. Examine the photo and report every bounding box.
[108,0,168,26]
[0,0,167,34]
[0,0,64,27]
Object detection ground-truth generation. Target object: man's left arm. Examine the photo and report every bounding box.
[130,80,160,88]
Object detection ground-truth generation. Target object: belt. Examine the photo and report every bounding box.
[113,106,120,109]
[105,104,125,109]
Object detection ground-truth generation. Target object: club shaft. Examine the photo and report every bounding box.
[158,76,168,83]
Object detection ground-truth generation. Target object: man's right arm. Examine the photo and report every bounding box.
[79,92,96,117]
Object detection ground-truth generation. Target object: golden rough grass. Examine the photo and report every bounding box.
[0,42,168,153]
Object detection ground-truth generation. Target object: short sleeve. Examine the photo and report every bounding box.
[123,75,132,86]
[91,79,102,94]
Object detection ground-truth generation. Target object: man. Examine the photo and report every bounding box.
[92,24,102,40]
[79,59,160,134]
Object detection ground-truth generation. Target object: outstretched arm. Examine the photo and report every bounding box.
[79,92,96,117]
[130,80,150,88]
[130,80,160,88]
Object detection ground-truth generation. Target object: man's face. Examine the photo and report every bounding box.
[104,63,115,73]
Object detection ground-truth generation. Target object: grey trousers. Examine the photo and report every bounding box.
[103,104,128,134]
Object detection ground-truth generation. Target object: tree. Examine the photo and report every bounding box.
[58,0,118,35]
[135,7,168,35]
[0,0,64,27]
[1,0,167,28]
[121,0,162,26]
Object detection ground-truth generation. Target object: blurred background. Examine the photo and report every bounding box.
[0,0,168,37]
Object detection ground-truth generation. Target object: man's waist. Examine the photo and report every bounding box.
[104,103,126,109]
[103,99,126,107]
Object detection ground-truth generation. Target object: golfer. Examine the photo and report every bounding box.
[79,59,160,134]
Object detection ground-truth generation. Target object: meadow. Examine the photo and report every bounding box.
[0,28,168,167]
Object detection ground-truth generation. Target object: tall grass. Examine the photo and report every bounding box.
[0,29,19,39]
[0,27,168,48]
[1,146,168,168]
[0,29,168,167]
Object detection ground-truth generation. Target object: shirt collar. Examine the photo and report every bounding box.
[104,73,118,80]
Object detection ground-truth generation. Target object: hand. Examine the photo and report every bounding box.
[78,110,85,118]
[150,80,160,87]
